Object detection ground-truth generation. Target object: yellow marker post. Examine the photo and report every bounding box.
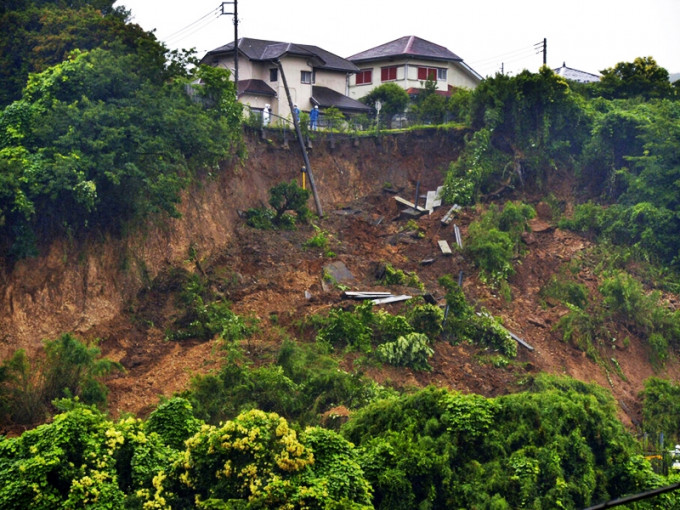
[301,166,306,190]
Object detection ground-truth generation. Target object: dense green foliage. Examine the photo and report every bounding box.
[464,202,535,285]
[342,377,676,509]
[186,340,391,427]
[439,275,517,357]
[165,269,257,342]
[0,1,243,260]
[640,377,680,448]
[246,180,312,230]
[359,83,410,118]
[4,378,678,509]
[0,333,121,425]
[0,402,373,509]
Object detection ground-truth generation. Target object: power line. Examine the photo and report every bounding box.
[469,44,538,66]
[164,16,221,47]
[162,7,219,40]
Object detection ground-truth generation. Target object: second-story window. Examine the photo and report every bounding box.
[417,67,438,81]
[270,68,278,82]
[381,66,398,82]
[301,70,314,84]
[356,69,372,85]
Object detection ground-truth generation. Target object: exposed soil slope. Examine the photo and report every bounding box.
[1,128,677,428]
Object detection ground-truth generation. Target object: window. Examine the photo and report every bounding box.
[269,68,278,82]
[417,66,440,81]
[381,66,398,82]
[301,70,314,84]
[356,69,372,85]
[438,68,447,81]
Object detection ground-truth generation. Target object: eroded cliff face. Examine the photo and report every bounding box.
[0,129,464,357]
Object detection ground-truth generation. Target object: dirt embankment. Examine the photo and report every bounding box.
[1,127,677,427]
[0,129,462,357]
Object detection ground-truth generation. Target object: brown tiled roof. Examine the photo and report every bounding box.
[347,35,462,64]
[202,37,359,73]
[237,79,276,97]
[311,86,372,113]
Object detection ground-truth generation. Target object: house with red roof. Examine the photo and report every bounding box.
[346,35,482,100]
[201,37,371,121]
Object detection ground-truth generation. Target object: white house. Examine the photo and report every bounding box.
[201,37,371,121]
[346,35,482,100]
[553,62,601,83]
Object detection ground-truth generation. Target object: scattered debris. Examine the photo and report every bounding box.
[441,204,462,225]
[322,261,354,291]
[342,291,392,300]
[438,240,452,255]
[372,294,412,305]
[507,330,535,351]
[454,224,463,249]
[394,196,427,213]
[424,186,444,212]
[420,258,435,266]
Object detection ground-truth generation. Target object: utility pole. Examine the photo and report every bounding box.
[274,60,323,217]
[534,38,547,67]
[220,1,239,98]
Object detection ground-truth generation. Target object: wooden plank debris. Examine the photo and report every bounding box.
[343,291,392,300]
[438,240,452,255]
[395,196,427,213]
[372,294,412,305]
[425,190,437,212]
[507,330,535,351]
[441,204,461,225]
[433,186,444,208]
[454,224,463,249]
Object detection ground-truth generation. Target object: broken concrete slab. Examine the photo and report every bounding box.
[322,261,354,291]
[438,240,452,255]
[441,204,462,225]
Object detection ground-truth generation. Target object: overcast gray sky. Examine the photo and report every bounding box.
[114,0,680,77]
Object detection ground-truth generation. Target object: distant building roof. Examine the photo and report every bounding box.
[554,62,600,83]
[311,86,372,113]
[347,35,463,64]
[203,37,359,73]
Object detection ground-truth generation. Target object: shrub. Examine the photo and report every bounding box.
[316,307,372,353]
[406,303,444,340]
[166,272,257,342]
[381,263,424,290]
[145,397,201,450]
[372,309,414,345]
[0,333,122,425]
[245,206,275,229]
[465,225,515,284]
[246,180,311,230]
[376,333,434,371]
[540,275,589,309]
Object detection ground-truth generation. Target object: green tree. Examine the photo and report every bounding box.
[0,48,242,259]
[0,1,170,107]
[360,82,410,121]
[597,56,673,100]
[164,409,372,508]
[0,403,175,508]
[0,333,121,425]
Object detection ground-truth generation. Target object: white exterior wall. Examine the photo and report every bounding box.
[209,53,355,120]
[348,58,479,100]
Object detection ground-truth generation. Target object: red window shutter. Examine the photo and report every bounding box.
[418,67,427,80]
